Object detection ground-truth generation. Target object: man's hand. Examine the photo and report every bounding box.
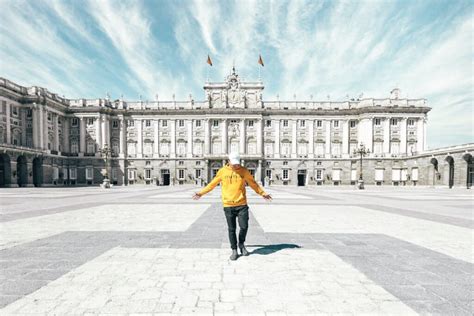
[192,192,202,200]
[262,194,272,201]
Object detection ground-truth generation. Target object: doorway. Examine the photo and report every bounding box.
[161,169,170,186]
[297,169,306,186]
[33,157,43,187]
[0,154,11,187]
[446,156,454,188]
[17,156,28,187]
[464,154,473,189]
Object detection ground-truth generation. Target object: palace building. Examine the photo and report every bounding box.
[0,69,472,188]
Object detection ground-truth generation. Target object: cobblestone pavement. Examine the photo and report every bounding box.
[0,185,472,315]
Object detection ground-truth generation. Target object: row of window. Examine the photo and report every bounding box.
[374,118,416,126]
[65,118,418,129]
[67,139,412,156]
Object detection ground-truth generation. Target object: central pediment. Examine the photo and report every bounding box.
[203,67,264,109]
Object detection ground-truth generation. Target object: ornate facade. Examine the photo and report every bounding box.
[0,70,472,188]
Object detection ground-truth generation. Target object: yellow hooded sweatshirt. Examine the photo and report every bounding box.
[198,164,267,207]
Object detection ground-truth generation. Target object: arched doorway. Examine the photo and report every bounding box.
[430,157,438,186]
[16,156,28,187]
[0,154,11,187]
[33,157,43,187]
[463,153,473,189]
[445,156,454,189]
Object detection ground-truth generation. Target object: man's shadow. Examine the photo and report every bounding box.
[246,244,301,255]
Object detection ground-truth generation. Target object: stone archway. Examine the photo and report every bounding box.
[463,153,473,189]
[0,153,11,187]
[16,155,28,187]
[33,157,43,187]
[445,156,454,189]
[430,157,438,186]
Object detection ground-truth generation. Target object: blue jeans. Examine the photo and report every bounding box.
[223,205,249,250]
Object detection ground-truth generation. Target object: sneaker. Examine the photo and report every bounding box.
[229,249,239,261]
[239,245,249,256]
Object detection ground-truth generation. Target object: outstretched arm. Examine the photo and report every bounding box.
[192,171,222,199]
[244,170,272,201]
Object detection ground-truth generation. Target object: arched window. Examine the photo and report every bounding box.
[193,140,203,156]
[230,138,239,154]
[87,140,95,154]
[247,138,256,155]
[127,142,136,156]
[71,139,79,153]
[211,138,221,154]
[160,141,170,155]
[177,140,186,156]
[281,140,291,156]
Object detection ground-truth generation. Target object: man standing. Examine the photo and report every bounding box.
[192,153,272,260]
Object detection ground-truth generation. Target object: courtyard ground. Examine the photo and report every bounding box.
[0,185,472,315]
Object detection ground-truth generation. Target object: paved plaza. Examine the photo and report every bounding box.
[0,185,472,315]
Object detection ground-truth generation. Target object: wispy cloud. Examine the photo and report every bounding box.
[0,0,472,147]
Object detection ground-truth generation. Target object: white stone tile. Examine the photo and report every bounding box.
[0,204,210,249]
[251,204,473,263]
[0,247,416,315]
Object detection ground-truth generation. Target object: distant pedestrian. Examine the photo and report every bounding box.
[192,153,272,260]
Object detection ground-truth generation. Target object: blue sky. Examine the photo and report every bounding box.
[0,0,472,148]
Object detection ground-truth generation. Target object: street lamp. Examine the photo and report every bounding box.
[98,143,113,188]
[353,143,370,189]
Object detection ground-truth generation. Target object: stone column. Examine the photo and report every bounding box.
[119,117,125,157]
[53,114,59,151]
[170,119,176,158]
[102,116,109,146]
[187,119,193,157]
[257,159,262,184]
[63,116,69,153]
[309,120,314,158]
[21,109,27,146]
[153,119,159,157]
[136,119,143,158]
[5,102,11,144]
[204,119,210,155]
[291,119,297,158]
[366,117,374,153]
[417,117,424,153]
[423,118,427,152]
[325,120,331,156]
[32,106,39,149]
[43,109,49,150]
[221,118,227,154]
[96,114,102,152]
[383,118,390,154]
[342,120,349,156]
[79,117,86,155]
[400,117,407,155]
[257,119,263,156]
[239,119,246,154]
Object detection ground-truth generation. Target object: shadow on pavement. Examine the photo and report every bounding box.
[247,243,301,255]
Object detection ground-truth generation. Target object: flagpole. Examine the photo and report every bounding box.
[258,66,261,81]
[206,66,209,83]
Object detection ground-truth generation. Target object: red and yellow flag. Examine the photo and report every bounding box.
[258,54,264,67]
[207,55,213,66]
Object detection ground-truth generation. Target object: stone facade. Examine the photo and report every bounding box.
[0,72,472,188]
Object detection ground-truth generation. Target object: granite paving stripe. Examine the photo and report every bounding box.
[360,204,473,228]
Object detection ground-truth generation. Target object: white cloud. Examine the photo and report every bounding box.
[88,0,181,99]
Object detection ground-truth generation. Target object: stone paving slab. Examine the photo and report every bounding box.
[0,186,472,315]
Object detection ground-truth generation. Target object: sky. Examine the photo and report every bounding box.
[0,0,472,148]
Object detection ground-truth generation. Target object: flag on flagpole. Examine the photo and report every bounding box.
[258,54,264,67]
[207,55,213,66]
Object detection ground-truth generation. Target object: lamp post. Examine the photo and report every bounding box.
[98,143,112,188]
[353,143,370,189]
